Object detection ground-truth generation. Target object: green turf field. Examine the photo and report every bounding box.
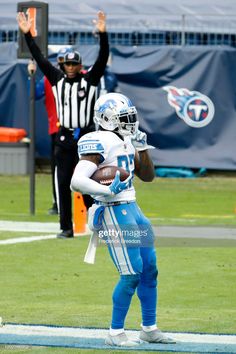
[0,174,236,354]
[0,235,235,333]
[0,174,236,225]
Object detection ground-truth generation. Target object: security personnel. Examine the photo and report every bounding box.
[17,10,109,238]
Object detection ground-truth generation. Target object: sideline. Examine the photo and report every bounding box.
[0,324,236,352]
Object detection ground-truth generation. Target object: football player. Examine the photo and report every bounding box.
[71,93,175,347]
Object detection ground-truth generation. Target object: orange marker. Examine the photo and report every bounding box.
[73,192,87,234]
[27,8,37,37]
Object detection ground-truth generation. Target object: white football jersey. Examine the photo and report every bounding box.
[78,131,136,203]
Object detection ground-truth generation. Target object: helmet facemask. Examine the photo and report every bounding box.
[117,110,139,136]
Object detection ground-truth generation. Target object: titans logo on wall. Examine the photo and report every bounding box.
[163,86,215,128]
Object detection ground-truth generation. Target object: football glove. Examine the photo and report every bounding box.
[131,129,155,151]
[109,170,132,195]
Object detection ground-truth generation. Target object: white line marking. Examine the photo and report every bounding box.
[0,325,235,345]
[0,221,91,245]
[0,235,56,245]
[0,221,59,233]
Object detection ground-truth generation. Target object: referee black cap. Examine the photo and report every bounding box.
[64,51,82,64]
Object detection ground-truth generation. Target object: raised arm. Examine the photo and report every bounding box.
[93,10,107,33]
[88,11,109,85]
[16,11,62,85]
[17,11,31,34]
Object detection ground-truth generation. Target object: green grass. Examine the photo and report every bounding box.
[135,177,236,226]
[0,174,236,225]
[0,236,235,334]
[0,175,58,222]
[0,173,236,354]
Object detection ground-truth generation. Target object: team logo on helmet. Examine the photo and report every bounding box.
[163,86,215,128]
[98,99,117,112]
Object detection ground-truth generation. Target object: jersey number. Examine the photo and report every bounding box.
[117,154,134,187]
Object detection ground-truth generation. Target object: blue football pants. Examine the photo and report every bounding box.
[101,202,158,329]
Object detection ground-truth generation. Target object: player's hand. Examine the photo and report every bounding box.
[131,129,155,151]
[17,12,31,33]
[93,11,106,33]
[109,171,131,195]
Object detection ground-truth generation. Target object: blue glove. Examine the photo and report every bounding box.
[109,171,131,195]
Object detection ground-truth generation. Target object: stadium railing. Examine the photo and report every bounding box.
[1,14,236,47]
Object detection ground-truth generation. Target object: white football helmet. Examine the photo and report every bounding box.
[94,93,138,136]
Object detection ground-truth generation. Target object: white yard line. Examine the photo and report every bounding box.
[0,324,235,344]
[0,235,56,245]
[0,221,90,245]
[0,221,59,233]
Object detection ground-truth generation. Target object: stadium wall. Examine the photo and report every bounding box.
[0,42,236,170]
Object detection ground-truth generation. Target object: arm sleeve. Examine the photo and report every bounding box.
[70,160,112,196]
[24,32,62,85]
[87,32,109,86]
[77,135,107,162]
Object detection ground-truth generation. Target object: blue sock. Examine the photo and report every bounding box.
[111,274,140,329]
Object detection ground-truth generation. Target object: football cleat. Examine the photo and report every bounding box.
[139,328,176,344]
[105,332,139,347]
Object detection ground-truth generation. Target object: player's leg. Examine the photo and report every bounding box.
[102,204,142,346]
[138,246,158,327]
[133,210,158,327]
[136,211,175,344]
[111,274,140,328]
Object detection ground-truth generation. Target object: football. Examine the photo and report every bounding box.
[91,166,130,185]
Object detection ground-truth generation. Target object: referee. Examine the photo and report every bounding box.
[17,11,109,238]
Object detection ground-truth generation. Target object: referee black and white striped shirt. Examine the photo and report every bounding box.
[25,31,109,130]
